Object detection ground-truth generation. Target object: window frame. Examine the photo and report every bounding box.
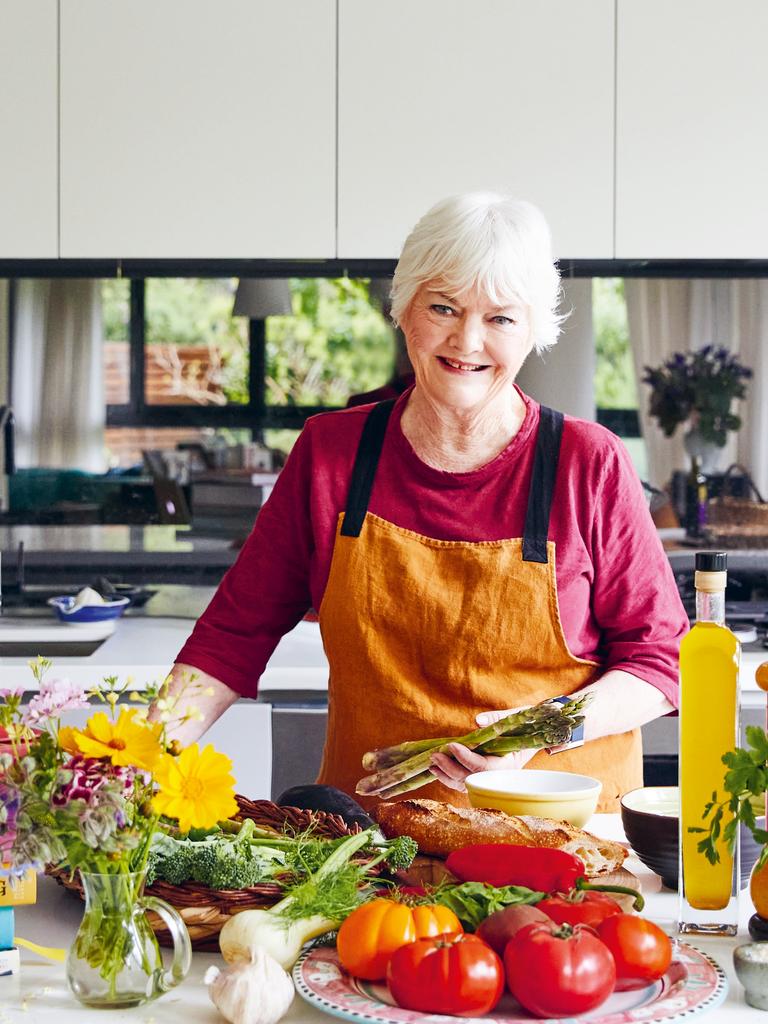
[107,275,642,437]
[105,278,343,433]
[7,255,702,437]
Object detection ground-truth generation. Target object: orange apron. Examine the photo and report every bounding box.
[316,401,642,812]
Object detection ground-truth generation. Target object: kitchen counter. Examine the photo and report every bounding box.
[7,815,762,1022]
[2,601,765,704]
[0,588,328,694]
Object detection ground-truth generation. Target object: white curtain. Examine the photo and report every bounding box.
[728,281,768,500]
[13,279,106,472]
[0,280,9,511]
[0,280,9,406]
[625,279,768,495]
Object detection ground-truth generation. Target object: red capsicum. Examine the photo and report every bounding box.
[447,845,586,891]
[445,844,644,912]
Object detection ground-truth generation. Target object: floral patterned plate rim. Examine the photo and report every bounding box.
[293,941,728,1024]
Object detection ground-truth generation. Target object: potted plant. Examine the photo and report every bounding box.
[642,346,752,472]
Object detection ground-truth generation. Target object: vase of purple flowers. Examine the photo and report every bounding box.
[642,346,753,463]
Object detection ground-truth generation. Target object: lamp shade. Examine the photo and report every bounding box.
[232,279,292,317]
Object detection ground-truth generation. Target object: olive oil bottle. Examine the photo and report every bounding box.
[679,551,740,935]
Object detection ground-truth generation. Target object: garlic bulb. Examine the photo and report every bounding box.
[205,948,295,1024]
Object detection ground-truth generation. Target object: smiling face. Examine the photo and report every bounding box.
[401,283,533,413]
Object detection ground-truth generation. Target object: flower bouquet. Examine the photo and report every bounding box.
[0,658,238,1008]
[642,345,752,449]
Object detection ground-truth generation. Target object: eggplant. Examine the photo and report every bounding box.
[276,784,376,829]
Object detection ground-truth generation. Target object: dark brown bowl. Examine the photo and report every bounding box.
[621,786,761,890]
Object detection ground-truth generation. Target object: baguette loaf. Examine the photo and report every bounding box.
[374,798,626,877]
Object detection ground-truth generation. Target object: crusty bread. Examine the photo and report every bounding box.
[374,798,627,877]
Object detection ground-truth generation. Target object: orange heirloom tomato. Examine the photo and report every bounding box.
[336,899,462,980]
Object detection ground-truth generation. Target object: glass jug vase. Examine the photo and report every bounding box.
[65,869,192,1008]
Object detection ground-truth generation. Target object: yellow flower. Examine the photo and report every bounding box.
[152,743,238,832]
[71,708,163,770]
[58,725,80,755]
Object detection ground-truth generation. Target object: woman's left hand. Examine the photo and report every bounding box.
[429,742,538,792]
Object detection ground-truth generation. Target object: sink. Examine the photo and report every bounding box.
[0,616,115,657]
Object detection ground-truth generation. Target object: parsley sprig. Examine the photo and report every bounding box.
[690,726,768,868]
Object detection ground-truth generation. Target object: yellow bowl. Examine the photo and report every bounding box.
[465,769,602,827]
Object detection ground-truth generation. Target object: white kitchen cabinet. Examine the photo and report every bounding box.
[0,0,58,258]
[616,0,768,258]
[338,0,615,259]
[60,0,335,258]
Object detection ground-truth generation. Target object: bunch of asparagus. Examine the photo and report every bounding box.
[356,695,590,800]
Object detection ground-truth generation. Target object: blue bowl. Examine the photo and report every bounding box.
[48,595,130,623]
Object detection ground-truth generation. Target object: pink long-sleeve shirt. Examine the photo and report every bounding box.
[177,389,687,704]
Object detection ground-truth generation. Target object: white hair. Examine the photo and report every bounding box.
[390,192,566,352]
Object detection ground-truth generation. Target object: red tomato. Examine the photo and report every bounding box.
[336,899,461,981]
[538,891,623,929]
[504,921,616,1018]
[597,914,672,990]
[387,933,504,1017]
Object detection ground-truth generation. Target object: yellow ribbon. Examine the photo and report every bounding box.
[13,936,66,962]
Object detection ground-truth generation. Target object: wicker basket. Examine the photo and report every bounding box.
[46,796,361,951]
[704,465,768,548]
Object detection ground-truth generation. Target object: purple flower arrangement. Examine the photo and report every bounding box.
[642,345,752,447]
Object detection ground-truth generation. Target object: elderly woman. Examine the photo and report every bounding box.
[162,193,687,812]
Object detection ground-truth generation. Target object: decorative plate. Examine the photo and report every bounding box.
[294,942,728,1024]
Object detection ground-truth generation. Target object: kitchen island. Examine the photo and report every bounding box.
[6,815,760,1022]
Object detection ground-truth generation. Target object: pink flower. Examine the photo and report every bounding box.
[0,687,25,701]
[52,756,135,807]
[24,677,89,726]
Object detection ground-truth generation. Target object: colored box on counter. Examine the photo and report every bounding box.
[0,869,37,906]
[0,908,14,950]
[0,946,20,977]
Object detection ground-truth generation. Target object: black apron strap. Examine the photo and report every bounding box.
[522,405,565,563]
[340,400,396,537]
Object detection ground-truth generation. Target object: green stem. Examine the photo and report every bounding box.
[362,737,453,771]
[574,876,645,912]
[356,697,591,796]
[374,770,437,798]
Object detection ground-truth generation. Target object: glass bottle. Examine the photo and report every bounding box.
[684,458,708,538]
[66,869,191,1008]
[678,551,740,935]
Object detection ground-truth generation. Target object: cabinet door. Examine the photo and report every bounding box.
[616,0,768,258]
[0,0,57,258]
[338,0,615,259]
[205,702,272,801]
[60,0,335,258]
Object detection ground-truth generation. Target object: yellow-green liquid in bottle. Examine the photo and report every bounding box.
[680,620,739,910]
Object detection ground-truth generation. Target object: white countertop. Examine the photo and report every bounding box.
[3,609,766,708]
[0,617,329,693]
[6,814,765,1023]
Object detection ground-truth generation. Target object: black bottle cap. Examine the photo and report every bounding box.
[695,551,727,572]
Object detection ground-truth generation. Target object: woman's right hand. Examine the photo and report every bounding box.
[429,742,538,792]
[148,663,239,744]
[429,702,540,791]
